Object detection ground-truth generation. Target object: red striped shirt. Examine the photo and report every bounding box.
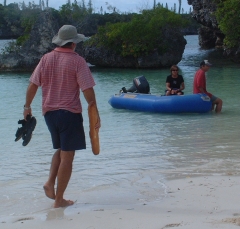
[30,47,95,115]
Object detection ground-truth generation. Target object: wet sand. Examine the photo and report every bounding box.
[1,175,240,229]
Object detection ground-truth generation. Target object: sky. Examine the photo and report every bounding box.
[4,0,192,13]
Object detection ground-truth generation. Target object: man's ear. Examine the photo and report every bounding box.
[71,43,77,50]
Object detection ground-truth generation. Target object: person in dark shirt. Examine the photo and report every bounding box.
[165,65,185,96]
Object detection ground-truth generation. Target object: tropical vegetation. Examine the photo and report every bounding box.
[214,0,240,48]
[2,0,240,52]
[86,7,187,57]
[0,0,195,57]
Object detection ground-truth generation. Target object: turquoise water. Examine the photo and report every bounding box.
[0,35,240,220]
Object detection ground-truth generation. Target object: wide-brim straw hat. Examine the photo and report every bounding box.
[52,25,86,46]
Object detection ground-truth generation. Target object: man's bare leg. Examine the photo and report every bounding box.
[214,98,223,113]
[43,149,61,199]
[211,103,215,111]
[54,150,75,208]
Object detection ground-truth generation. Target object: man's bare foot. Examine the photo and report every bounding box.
[43,183,55,199]
[53,199,74,208]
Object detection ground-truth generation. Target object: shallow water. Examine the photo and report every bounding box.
[0,35,240,221]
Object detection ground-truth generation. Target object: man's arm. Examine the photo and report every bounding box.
[23,82,38,119]
[197,86,212,97]
[197,86,206,93]
[83,88,101,129]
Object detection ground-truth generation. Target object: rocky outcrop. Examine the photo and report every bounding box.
[0,26,23,39]
[198,26,216,49]
[0,9,59,71]
[188,0,218,29]
[188,0,240,61]
[18,11,59,69]
[187,0,223,49]
[0,10,186,70]
[82,27,186,68]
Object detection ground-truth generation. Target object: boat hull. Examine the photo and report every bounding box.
[108,93,212,113]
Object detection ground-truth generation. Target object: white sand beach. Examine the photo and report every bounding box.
[1,175,240,229]
[1,35,240,229]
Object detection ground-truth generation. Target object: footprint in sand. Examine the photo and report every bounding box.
[162,223,181,228]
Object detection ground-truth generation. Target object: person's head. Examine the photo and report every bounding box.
[200,60,212,72]
[170,65,179,75]
[52,25,86,48]
[61,42,75,49]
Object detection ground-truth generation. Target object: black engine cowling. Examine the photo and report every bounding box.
[122,76,150,94]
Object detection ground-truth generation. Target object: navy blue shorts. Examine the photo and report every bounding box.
[44,110,86,151]
[211,95,218,103]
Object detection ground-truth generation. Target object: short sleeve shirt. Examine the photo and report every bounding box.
[166,75,184,89]
[30,47,95,115]
[193,69,212,97]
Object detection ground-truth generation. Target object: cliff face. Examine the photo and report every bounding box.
[188,0,218,29]
[0,10,186,71]
[0,26,23,39]
[187,0,240,61]
[187,0,224,49]
[0,10,59,71]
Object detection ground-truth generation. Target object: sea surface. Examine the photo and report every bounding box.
[0,35,240,221]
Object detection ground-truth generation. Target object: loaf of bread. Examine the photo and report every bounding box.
[88,102,100,155]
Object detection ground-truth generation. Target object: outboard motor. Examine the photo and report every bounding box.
[122,76,150,94]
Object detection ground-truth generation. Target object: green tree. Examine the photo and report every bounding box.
[214,0,240,47]
[3,3,21,27]
[189,7,191,14]
[173,3,176,13]
[16,3,42,45]
[87,0,93,13]
[59,1,90,24]
[87,7,186,57]
[178,0,181,14]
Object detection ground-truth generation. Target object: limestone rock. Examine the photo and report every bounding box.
[187,0,223,49]
[0,9,59,71]
[82,28,186,68]
[0,10,186,70]
[188,0,240,62]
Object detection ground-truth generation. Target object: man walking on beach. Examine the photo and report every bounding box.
[193,60,223,113]
[23,25,101,208]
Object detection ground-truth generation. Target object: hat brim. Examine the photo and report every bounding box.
[52,33,86,46]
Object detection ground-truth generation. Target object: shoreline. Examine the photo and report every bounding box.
[1,175,240,229]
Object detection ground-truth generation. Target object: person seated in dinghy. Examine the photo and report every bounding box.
[165,65,185,96]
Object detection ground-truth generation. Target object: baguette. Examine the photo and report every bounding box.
[88,102,100,155]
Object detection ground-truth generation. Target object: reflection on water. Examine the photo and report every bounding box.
[0,35,240,220]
